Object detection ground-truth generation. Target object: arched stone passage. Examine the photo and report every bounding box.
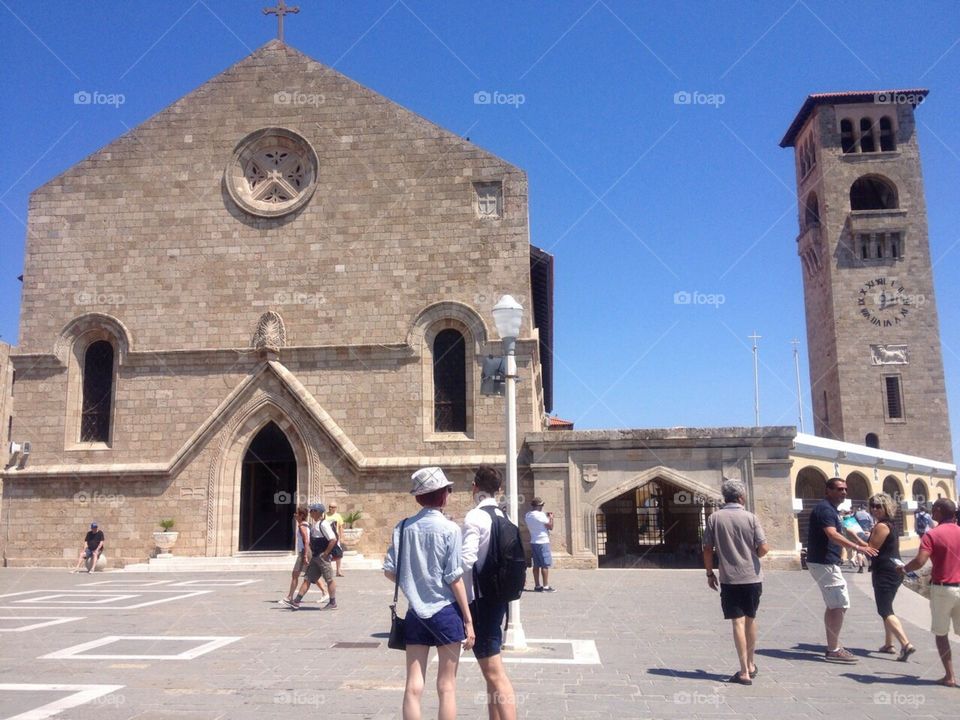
[238,421,298,551]
[591,467,722,569]
[882,476,905,536]
[209,394,316,557]
[796,466,827,499]
[795,466,828,550]
[846,471,871,505]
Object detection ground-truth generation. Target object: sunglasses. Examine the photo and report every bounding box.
[869,503,883,509]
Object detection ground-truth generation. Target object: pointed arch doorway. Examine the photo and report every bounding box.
[239,421,297,551]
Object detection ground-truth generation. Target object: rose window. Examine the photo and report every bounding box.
[225,128,319,218]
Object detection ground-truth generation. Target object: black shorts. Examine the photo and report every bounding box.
[469,596,507,660]
[720,582,762,619]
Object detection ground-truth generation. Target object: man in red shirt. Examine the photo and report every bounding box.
[902,498,960,687]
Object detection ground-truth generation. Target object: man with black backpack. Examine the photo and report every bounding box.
[462,465,520,720]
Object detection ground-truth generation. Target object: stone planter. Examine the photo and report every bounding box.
[153,531,179,556]
[340,527,363,551]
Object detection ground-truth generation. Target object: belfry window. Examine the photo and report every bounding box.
[433,329,466,432]
[840,119,856,153]
[879,117,896,151]
[859,118,876,153]
[80,340,114,442]
[804,192,820,228]
[850,176,898,210]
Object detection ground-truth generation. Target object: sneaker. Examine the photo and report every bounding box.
[325,600,338,610]
[534,586,544,592]
[824,648,857,663]
[279,597,296,608]
[542,586,556,593]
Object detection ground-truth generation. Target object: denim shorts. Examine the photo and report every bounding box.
[405,603,465,647]
[470,596,507,659]
[531,543,552,568]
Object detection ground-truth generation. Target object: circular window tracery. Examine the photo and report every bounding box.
[225,128,318,218]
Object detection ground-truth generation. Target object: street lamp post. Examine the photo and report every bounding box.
[492,294,528,650]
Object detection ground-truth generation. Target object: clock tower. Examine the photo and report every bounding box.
[781,90,952,462]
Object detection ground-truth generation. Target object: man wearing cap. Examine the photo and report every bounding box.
[524,497,555,592]
[283,503,338,610]
[73,522,104,573]
[901,497,960,687]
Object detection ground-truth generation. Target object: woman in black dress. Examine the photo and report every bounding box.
[867,492,915,661]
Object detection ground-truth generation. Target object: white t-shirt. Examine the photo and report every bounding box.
[525,509,550,544]
[462,498,504,603]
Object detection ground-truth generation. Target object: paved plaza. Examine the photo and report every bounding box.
[0,565,955,719]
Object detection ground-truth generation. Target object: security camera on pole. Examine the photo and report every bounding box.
[491,294,528,650]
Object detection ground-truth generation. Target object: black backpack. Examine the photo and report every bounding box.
[473,506,526,604]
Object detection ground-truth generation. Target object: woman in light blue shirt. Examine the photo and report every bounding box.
[384,467,474,720]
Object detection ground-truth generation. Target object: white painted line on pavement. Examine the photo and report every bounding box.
[168,579,261,587]
[40,635,243,660]
[0,589,211,610]
[0,617,85,633]
[14,594,135,605]
[0,683,124,720]
[80,580,173,587]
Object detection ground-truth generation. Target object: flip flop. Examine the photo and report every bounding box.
[729,672,752,686]
[897,645,917,662]
[749,665,759,679]
[878,645,896,654]
[936,678,957,688]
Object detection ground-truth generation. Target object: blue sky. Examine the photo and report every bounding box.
[2,1,959,459]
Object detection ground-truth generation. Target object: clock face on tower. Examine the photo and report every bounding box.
[856,277,912,327]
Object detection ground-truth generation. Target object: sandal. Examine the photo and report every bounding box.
[897,645,916,662]
[878,644,897,654]
[749,665,758,679]
[729,672,752,686]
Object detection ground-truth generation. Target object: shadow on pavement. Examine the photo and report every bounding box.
[647,668,729,682]
[840,672,928,685]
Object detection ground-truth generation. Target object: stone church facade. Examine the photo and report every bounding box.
[1,41,551,566]
[1,42,955,571]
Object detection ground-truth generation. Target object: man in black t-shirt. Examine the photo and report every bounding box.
[806,478,877,663]
[73,522,105,573]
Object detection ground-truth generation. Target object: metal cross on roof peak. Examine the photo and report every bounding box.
[263,0,299,43]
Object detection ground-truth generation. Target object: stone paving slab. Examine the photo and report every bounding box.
[0,566,956,718]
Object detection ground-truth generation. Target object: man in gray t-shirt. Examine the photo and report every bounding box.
[702,479,769,685]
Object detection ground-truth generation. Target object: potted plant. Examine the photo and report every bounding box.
[153,519,179,556]
[339,510,363,549]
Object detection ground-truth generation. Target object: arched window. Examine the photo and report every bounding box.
[912,479,928,505]
[433,329,466,432]
[879,116,896,151]
[883,476,905,536]
[859,118,876,152]
[804,192,820,228]
[865,432,879,448]
[80,340,114,442]
[850,176,898,210]
[840,119,856,153]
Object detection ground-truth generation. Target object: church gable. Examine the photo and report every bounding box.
[21,41,533,354]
